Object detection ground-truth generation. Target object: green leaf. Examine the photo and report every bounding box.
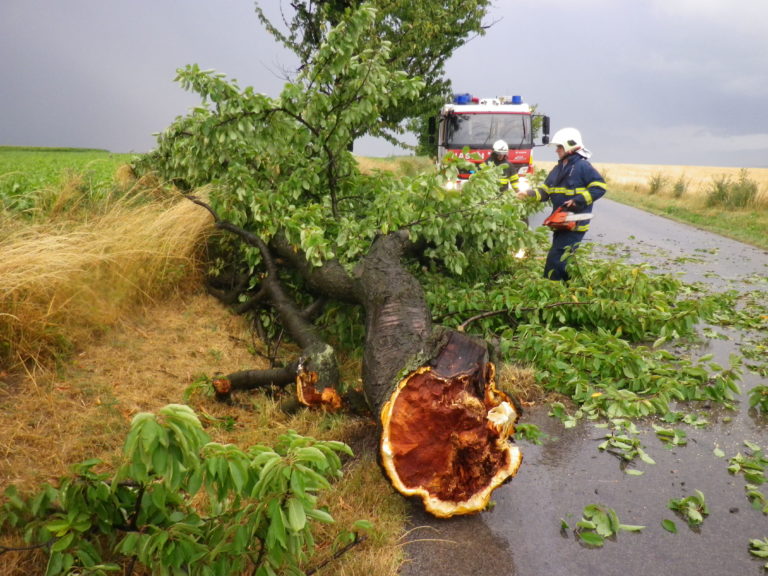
[286,497,307,532]
[638,448,656,465]
[45,519,71,536]
[576,520,596,531]
[593,511,613,538]
[51,531,75,552]
[577,531,604,547]
[306,508,334,524]
[661,519,677,533]
[228,459,247,492]
[352,519,374,532]
[744,440,762,452]
[295,446,329,467]
[151,446,169,475]
[688,509,703,524]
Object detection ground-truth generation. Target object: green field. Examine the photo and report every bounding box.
[0,146,135,212]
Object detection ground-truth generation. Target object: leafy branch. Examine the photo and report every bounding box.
[0,404,367,575]
[668,490,709,528]
[596,419,655,475]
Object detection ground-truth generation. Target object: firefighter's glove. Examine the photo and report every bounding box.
[563,198,585,212]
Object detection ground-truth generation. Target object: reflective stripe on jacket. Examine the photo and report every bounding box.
[485,156,520,191]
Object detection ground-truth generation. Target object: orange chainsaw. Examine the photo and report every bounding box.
[543,205,593,231]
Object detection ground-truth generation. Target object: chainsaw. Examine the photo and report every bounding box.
[542,205,593,231]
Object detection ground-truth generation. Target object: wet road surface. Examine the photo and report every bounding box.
[400,199,768,576]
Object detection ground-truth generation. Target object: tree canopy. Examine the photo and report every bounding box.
[139,4,535,282]
[254,0,493,151]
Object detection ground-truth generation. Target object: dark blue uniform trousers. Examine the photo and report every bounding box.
[545,229,585,281]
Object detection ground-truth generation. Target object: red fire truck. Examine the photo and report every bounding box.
[436,93,550,191]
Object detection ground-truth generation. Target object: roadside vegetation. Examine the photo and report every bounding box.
[0,147,408,576]
[592,162,768,251]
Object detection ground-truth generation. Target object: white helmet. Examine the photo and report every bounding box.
[492,140,509,155]
[550,127,584,154]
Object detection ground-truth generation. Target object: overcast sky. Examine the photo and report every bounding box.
[2,0,766,167]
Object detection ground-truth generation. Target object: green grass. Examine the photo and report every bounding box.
[0,146,136,213]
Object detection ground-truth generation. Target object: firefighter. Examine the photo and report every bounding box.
[485,140,519,192]
[516,127,607,281]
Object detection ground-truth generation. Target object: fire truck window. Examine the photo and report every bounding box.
[445,114,532,149]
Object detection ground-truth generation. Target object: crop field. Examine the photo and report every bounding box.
[539,160,768,199]
[0,147,136,212]
[597,162,768,197]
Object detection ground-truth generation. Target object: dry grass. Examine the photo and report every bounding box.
[0,288,407,575]
[356,155,433,178]
[594,162,768,197]
[537,161,768,189]
[0,188,214,370]
[497,363,567,408]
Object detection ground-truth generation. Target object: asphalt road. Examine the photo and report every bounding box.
[399,199,768,576]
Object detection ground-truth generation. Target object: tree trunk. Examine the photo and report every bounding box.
[354,232,522,517]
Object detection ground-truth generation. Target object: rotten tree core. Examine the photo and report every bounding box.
[388,370,509,500]
[379,332,522,518]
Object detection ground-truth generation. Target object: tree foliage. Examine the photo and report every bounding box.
[254,0,493,151]
[136,4,539,315]
[0,405,361,575]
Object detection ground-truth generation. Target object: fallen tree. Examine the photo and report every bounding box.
[190,194,523,516]
[136,5,539,516]
[136,5,739,517]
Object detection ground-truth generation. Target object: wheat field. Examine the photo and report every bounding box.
[539,161,768,197]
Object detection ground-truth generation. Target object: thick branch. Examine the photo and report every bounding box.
[213,361,300,397]
[353,231,433,414]
[270,232,358,302]
[187,196,340,393]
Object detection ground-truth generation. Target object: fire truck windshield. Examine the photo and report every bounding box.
[446,113,531,149]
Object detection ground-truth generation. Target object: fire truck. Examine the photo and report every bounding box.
[435,93,550,191]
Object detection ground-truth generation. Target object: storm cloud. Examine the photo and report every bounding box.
[1,0,766,167]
